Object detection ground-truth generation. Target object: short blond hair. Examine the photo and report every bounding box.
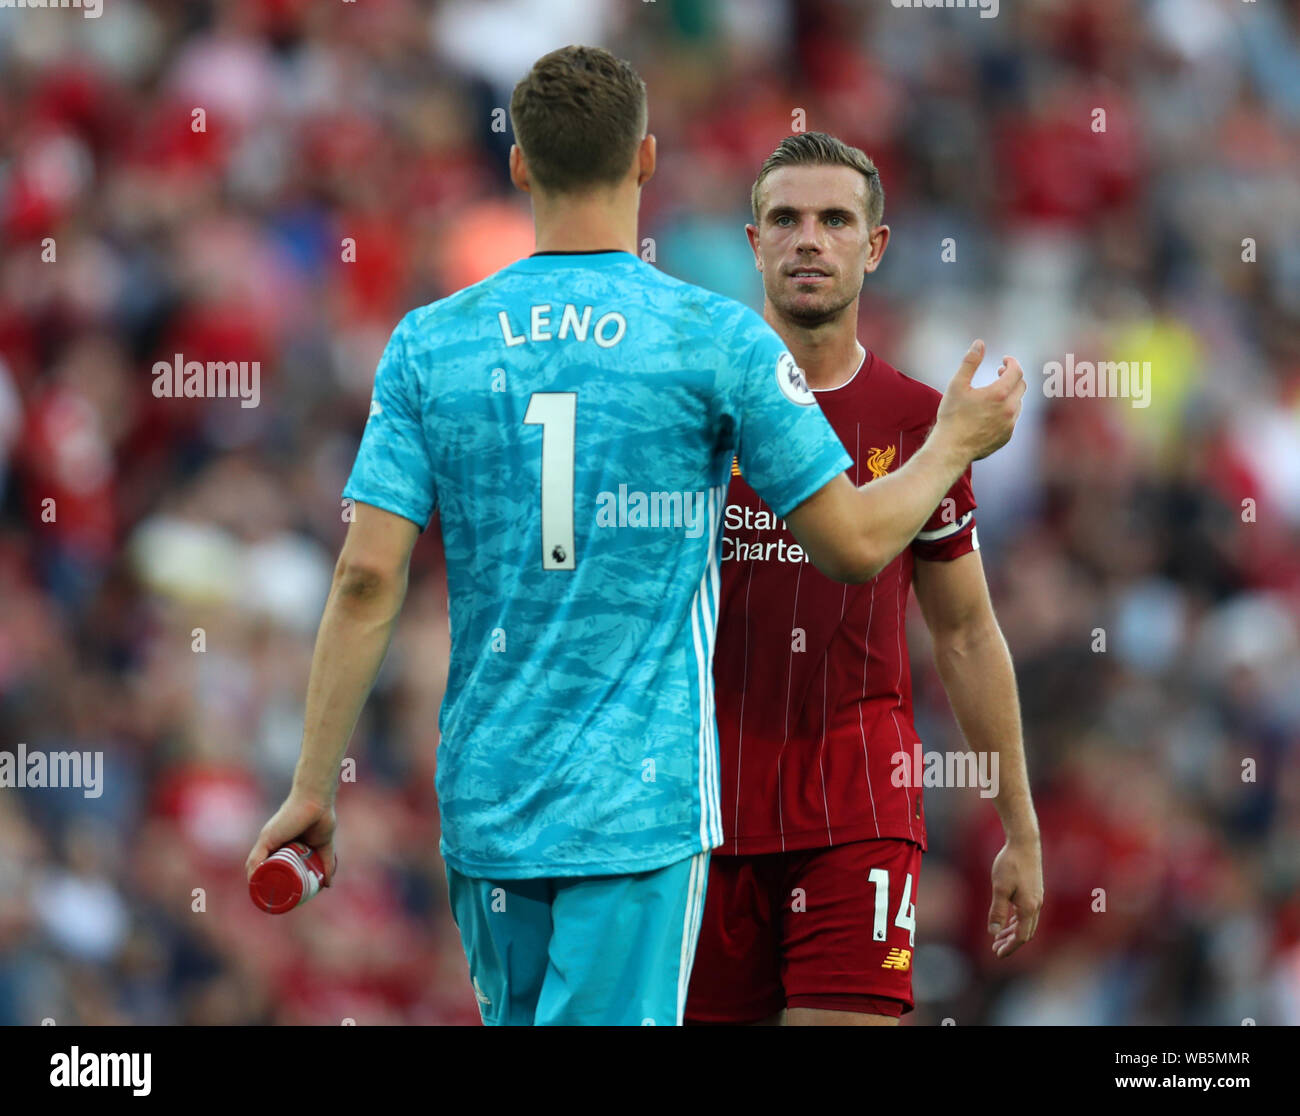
[751,132,884,226]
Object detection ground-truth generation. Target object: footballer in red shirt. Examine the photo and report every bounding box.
[686,133,1044,1026]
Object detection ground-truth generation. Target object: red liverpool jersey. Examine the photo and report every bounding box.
[714,348,978,855]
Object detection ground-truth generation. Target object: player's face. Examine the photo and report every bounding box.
[747,165,881,327]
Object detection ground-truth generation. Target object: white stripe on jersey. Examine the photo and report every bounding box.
[676,851,708,1023]
[690,487,724,852]
[690,592,710,851]
[702,488,722,844]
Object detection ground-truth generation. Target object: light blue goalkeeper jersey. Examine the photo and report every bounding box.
[343,250,851,878]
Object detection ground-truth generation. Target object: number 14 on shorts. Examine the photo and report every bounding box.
[868,868,916,947]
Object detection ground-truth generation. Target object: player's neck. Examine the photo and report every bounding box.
[765,304,865,391]
[531,191,640,256]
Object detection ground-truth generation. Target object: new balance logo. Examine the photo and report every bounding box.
[881,948,912,971]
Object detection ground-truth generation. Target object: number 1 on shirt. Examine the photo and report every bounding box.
[523,392,577,570]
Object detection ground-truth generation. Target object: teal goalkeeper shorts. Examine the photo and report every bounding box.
[445,851,709,1026]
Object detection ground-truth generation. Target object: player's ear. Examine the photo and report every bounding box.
[509,145,531,194]
[864,223,890,274]
[635,134,656,187]
[746,223,762,271]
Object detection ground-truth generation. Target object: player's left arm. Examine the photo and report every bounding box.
[913,550,1044,958]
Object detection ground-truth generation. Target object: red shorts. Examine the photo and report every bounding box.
[685,838,922,1023]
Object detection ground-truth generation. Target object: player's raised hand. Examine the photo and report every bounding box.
[246,790,338,887]
[935,340,1027,462]
[987,836,1044,959]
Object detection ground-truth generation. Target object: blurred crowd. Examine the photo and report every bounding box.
[1,0,1299,1025]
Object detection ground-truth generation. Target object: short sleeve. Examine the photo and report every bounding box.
[727,309,852,519]
[912,463,978,560]
[341,314,437,529]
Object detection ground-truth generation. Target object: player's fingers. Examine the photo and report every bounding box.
[988,889,1013,935]
[994,900,1041,957]
[1013,909,1033,945]
[995,934,1025,958]
[991,359,1024,398]
[1023,898,1043,942]
[321,847,338,887]
[992,917,1020,956]
[246,803,305,878]
[298,814,336,882]
[949,339,985,389]
[245,828,275,880]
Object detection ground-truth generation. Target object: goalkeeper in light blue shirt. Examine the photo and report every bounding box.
[245,44,1023,1027]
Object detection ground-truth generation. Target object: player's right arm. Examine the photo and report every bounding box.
[247,312,435,886]
[786,340,1024,582]
[245,502,418,886]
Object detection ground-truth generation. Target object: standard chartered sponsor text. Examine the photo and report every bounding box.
[722,503,810,563]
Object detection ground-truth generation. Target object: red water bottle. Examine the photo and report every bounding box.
[249,840,327,914]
